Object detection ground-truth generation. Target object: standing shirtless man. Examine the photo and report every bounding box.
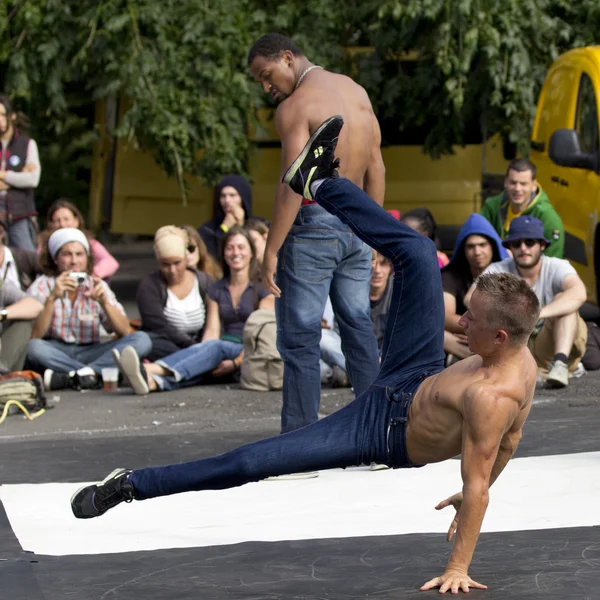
[72,118,541,593]
[247,34,381,434]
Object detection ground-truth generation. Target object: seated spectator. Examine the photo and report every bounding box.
[198,174,253,259]
[25,228,152,390]
[182,225,222,281]
[480,158,564,257]
[401,208,449,268]
[0,279,43,373]
[465,216,587,388]
[0,219,41,290]
[244,218,269,266]
[136,226,214,362]
[442,214,508,361]
[41,198,120,280]
[319,250,394,387]
[117,226,274,394]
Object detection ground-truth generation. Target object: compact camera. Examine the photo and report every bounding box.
[69,272,87,285]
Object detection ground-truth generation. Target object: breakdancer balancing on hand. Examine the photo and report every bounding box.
[71,116,540,595]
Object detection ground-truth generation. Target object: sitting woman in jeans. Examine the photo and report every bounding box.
[136,225,214,362]
[26,228,152,390]
[117,226,274,394]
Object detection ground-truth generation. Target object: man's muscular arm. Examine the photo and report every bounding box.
[422,385,520,594]
[363,112,385,206]
[260,101,311,297]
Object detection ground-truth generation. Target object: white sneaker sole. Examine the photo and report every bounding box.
[120,347,149,395]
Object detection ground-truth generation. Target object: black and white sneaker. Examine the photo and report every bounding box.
[282,115,343,199]
[71,468,136,519]
[43,369,70,391]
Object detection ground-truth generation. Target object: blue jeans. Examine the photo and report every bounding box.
[153,340,243,391]
[276,202,379,433]
[130,177,445,500]
[7,217,37,251]
[27,331,152,374]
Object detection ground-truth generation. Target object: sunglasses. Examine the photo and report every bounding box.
[508,238,539,250]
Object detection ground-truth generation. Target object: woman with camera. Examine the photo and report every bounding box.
[25,228,151,390]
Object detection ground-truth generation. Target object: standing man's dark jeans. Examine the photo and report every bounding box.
[130,178,445,500]
[276,202,380,433]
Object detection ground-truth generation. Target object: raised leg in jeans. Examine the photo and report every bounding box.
[130,177,444,499]
[314,178,445,386]
[154,339,243,391]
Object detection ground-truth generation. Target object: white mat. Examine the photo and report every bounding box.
[1,451,598,556]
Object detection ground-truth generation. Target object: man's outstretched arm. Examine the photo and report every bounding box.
[261,102,311,296]
[422,386,519,594]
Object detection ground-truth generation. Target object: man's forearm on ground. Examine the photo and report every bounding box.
[447,485,489,572]
[264,184,302,256]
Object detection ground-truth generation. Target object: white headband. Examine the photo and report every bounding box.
[48,228,90,260]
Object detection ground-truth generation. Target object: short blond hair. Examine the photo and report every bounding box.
[475,273,540,344]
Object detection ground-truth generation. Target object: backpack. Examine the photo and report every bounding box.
[240,309,283,391]
[0,371,48,424]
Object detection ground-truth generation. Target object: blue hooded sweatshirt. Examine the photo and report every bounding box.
[441,213,509,315]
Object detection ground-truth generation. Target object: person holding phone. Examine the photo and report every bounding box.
[25,228,152,390]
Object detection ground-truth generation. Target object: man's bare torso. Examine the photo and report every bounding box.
[406,348,538,465]
[278,70,376,188]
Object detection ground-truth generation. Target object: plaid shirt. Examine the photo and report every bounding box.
[27,274,125,344]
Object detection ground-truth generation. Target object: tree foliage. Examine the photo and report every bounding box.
[0,0,598,213]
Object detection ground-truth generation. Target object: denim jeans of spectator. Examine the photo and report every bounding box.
[130,177,446,500]
[276,202,379,433]
[27,330,152,374]
[153,339,243,391]
[7,217,37,252]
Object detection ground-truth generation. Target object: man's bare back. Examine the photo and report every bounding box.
[276,69,379,190]
[407,346,538,466]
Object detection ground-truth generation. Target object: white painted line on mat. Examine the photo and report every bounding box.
[1,451,599,556]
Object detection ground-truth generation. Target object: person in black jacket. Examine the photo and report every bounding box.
[197,174,254,260]
[136,226,213,362]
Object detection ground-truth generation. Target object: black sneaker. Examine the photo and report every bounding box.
[71,468,136,519]
[71,372,101,391]
[282,115,343,199]
[43,369,70,391]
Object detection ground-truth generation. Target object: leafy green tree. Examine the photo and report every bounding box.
[1,0,599,218]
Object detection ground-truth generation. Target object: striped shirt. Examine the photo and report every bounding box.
[27,274,125,344]
[164,284,206,334]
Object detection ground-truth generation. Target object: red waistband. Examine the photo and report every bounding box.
[301,199,317,205]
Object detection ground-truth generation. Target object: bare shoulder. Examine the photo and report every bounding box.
[461,380,522,432]
[275,97,307,133]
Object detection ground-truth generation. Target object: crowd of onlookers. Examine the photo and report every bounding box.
[1,84,598,407]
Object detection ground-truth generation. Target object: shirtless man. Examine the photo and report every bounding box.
[247,34,380,434]
[72,119,541,593]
